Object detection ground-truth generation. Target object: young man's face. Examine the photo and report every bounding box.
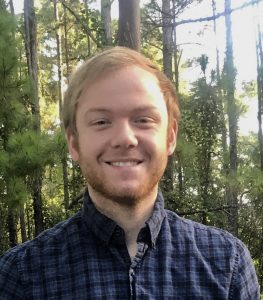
[67,66,177,206]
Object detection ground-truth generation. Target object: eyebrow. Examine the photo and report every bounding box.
[85,105,160,114]
[132,105,160,114]
[85,108,111,114]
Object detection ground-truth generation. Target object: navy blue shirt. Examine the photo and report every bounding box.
[0,191,260,299]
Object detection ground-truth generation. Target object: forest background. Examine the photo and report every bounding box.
[0,0,263,290]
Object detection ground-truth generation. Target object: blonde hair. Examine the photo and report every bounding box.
[63,46,180,134]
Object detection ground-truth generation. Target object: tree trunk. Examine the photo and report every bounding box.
[175,148,184,198]
[62,3,80,201]
[0,204,7,253]
[162,0,173,80]
[199,148,212,220]
[118,0,140,51]
[20,206,27,242]
[212,0,220,86]
[26,202,32,240]
[256,22,263,171]
[9,0,14,15]
[256,19,263,286]
[84,0,91,55]
[101,0,112,46]
[162,0,174,192]
[7,209,17,248]
[31,174,44,235]
[224,0,238,235]
[173,25,179,92]
[24,0,44,236]
[53,0,70,211]
[63,4,71,79]
[171,0,183,197]
[212,0,229,206]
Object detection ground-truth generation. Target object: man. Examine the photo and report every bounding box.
[0,47,260,299]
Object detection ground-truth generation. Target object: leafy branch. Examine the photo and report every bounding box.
[60,0,101,47]
[176,0,263,26]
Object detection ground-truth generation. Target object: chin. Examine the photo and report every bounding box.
[85,168,160,206]
[104,187,145,206]
[88,182,148,207]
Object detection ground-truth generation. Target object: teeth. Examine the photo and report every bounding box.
[110,161,139,167]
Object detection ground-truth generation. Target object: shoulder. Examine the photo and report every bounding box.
[0,212,82,270]
[163,210,260,298]
[163,209,247,267]
[165,209,239,248]
[0,212,84,298]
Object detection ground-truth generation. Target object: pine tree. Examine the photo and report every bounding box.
[0,2,28,250]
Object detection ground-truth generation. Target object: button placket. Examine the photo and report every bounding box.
[129,267,136,299]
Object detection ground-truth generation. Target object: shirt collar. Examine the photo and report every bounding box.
[81,190,166,248]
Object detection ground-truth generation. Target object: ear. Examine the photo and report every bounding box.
[167,119,178,156]
[66,128,79,162]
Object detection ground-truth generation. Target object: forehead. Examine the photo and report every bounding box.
[77,66,166,112]
[84,64,158,89]
[81,65,161,98]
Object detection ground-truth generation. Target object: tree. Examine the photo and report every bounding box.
[9,0,14,15]
[222,0,239,235]
[0,2,28,250]
[162,0,173,80]
[60,0,101,49]
[255,0,263,286]
[161,0,175,193]
[101,0,112,46]
[211,0,229,218]
[24,0,44,236]
[190,68,221,224]
[53,0,70,211]
[256,15,263,171]
[118,0,140,50]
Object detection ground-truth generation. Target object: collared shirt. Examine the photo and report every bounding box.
[0,190,260,299]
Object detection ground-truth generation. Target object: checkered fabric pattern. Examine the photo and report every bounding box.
[0,190,260,299]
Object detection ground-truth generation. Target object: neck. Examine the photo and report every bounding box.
[88,187,158,258]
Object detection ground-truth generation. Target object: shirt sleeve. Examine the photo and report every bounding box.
[0,250,25,300]
[229,240,260,300]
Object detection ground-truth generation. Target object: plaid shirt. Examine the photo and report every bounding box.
[0,190,260,299]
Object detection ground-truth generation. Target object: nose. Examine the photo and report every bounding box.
[110,121,138,149]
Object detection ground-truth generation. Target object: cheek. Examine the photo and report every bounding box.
[141,132,167,154]
[78,133,105,159]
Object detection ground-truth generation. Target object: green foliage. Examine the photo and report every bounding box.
[0,12,16,72]
[197,54,209,75]
[0,150,8,173]
[240,80,257,98]
[43,195,66,229]
[6,132,52,174]
[0,4,31,248]
[141,2,163,67]
[6,177,28,209]
[166,75,226,227]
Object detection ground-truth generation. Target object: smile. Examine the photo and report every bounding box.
[106,160,142,167]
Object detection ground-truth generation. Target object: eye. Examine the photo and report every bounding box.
[136,116,152,123]
[90,118,111,128]
[137,117,150,123]
[134,116,155,127]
